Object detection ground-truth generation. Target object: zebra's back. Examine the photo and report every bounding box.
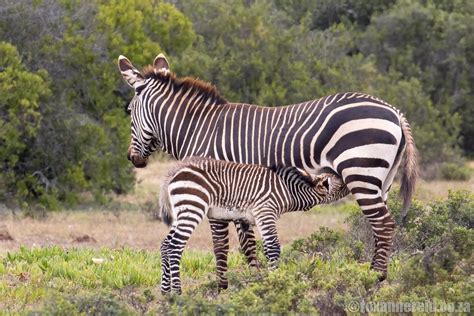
[159,157,344,225]
[204,93,404,188]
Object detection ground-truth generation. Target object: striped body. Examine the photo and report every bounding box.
[118,54,418,287]
[159,157,346,293]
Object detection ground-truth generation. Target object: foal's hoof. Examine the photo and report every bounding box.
[248,259,259,269]
[217,284,229,294]
[373,270,387,282]
[370,263,387,282]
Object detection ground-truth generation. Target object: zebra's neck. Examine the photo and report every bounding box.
[151,76,227,159]
[287,182,323,212]
[272,166,323,212]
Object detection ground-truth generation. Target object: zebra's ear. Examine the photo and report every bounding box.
[118,55,145,89]
[153,53,170,74]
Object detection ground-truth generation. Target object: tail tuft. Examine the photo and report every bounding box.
[159,170,176,227]
[399,116,418,222]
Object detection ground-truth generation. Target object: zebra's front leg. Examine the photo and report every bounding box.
[234,220,258,268]
[209,219,230,291]
[255,213,281,269]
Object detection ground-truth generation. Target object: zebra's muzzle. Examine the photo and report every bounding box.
[130,154,148,168]
[131,155,148,168]
[128,146,148,168]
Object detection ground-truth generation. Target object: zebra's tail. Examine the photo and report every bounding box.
[399,115,418,222]
[159,177,174,227]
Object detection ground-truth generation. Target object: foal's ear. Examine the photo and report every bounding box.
[322,177,331,191]
[118,55,145,89]
[153,53,170,74]
[315,175,331,191]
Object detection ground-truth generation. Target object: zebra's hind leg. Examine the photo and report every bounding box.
[160,227,175,294]
[351,189,395,281]
[209,219,230,291]
[255,212,280,269]
[168,210,205,294]
[234,220,258,268]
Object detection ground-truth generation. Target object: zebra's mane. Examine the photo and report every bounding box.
[269,165,315,188]
[142,66,228,105]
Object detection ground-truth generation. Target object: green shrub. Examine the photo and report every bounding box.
[290,226,345,260]
[1,192,472,314]
[39,292,132,315]
[441,162,472,181]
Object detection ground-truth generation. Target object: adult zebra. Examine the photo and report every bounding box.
[118,54,417,280]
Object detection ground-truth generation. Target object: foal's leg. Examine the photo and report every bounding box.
[209,219,230,290]
[160,227,175,294]
[234,220,258,267]
[168,209,205,294]
[255,211,281,269]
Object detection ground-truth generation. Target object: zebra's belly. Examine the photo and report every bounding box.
[207,206,256,225]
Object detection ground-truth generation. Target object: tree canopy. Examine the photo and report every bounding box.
[0,0,472,208]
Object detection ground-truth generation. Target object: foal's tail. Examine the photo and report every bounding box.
[399,115,419,221]
[159,181,173,227]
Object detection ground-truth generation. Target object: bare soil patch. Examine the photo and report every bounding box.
[0,209,347,256]
[72,234,97,243]
[0,226,14,241]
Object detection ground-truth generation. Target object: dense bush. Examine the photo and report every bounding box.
[162,190,473,314]
[149,190,472,314]
[41,292,132,316]
[0,42,51,207]
[0,0,472,209]
[0,0,194,209]
[440,162,472,181]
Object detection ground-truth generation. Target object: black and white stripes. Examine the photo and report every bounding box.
[158,157,346,293]
[118,54,418,285]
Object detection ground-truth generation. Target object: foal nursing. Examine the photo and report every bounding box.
[158,157,347,294]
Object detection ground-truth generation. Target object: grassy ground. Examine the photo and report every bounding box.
[0,246,230,313]
[1,189,472,314]
[0,159,472,314]
[0,205,351,256]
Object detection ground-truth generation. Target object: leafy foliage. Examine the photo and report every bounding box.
[0,42,51,206]
[440,162,472,181]
[0,0,195,209]
[0,0,472,208]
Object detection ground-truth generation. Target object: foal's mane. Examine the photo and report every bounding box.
[269,165,316,188]
[142,66,228,105]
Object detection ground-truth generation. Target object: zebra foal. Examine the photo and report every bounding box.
[158,157,347,294]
